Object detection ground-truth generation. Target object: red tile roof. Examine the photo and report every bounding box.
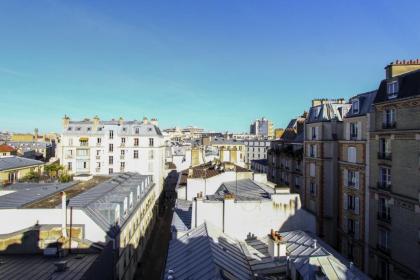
[0,144,16,153]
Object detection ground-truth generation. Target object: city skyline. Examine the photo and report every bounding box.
[1,0,420,133]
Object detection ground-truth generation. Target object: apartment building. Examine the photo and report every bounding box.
[58,116,165,198]
[367,60,420,279]
[267,115,305,202]
[250,117,274,138]
[304,99,351,248]
[338,91,376,271]
[244,138,271,167]
[207,138,246,167]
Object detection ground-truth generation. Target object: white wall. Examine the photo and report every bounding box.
[185,171,253,200]
[192,194,316,240]
[0,208,107,242]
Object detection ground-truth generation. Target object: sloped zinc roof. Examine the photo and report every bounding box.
[164,223,253,280]
[209,179,273,201]
[0,156,44,171]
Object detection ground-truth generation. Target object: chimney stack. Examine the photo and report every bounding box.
[267,229,287,258]
[62,115,70,129]
[61,192,68,238]
[385,59,420,79]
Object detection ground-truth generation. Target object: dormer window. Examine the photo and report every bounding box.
[76,127,81,131]
[352,99,360,114]
[387,81,399,99]
[313,107,320,120]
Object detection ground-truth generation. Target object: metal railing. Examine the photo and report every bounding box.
[378,152,392,160]
[377,182,392,191]
[382,122,396,129]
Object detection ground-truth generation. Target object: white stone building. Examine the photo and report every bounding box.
[57,116,165,198]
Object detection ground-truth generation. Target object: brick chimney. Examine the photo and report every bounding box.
[267,229,287,258]
[385,59,420,79]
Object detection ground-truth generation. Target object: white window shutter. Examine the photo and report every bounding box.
[308,128,312,140]
[355,172,360,189]
[343,193,348,210]
[355,197,360,214]
[357,122,362,140]
[343,169,348,187]
[315,126,319,140]
[345,122,350,140]
[314,145,317,157]
[355,220,360,240]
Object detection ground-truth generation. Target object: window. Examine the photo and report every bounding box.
[378,228,389,249]
[87,127,91,131]
[347,194,355,210]
[348,218,355,234]
[310,182,316,195]
[97,138,101,144]
[149,138,154,147]
[134,150,139,159]
[383,109,396,127]
[67,162,72,171]
[309,144,316,157]
[352,99,360,114]
[109,156,114,165]
[76,127,81,131]
[311,127,317,140]
[96,150,100,156]
[347,147,357,163]
[135,127,140,134]
[109,144,113,152]
[76,149,88,156]
[294,176,300,188]
[109,168,113,174]
[134,138,139,146]
[68,138,73,146]
[121,137,126,144]
[379,138,391,159]
[109,130,114,139]
[378,197,391,220]
[387,81,399,98]
[120,162,125,170]
[121,150,125,156]
[380,167,391,186]
[350,123,358,139]
[148,150,154,160]
[96,162,101,168]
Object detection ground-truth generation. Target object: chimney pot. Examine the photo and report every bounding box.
[313,239,317,249]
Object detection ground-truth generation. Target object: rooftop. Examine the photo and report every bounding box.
[208,179,274,201]
[164,223,253,280]
[0,254,99,280]
[0,156,44,172]
[171,199,192,233]
[0,144,16,153]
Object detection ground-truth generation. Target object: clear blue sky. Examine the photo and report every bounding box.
[1,0,420,133]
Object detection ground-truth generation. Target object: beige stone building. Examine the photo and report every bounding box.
[304,99,350,248]
[337,91,376,271]
[367,60,420,279]
[267,114,305,203]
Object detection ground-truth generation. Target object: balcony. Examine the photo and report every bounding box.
[347,180,356,188]
[377,182,392,191]
[382,122,396,129]
[120,155,125,160]
[377,212,391,224]
[120,143,126,148]
[378,152,392,160]
[96,142,101,147]
[96,155,100,160]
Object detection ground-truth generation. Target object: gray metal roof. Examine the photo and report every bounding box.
[171,199,192,233]
[68,172,154,237]
[307,102,351,123]
[346,90,377,118]
[7,141,51,151]
[0,156,44,171]
[0,182,77,209]
[208,179,273,201]
[243,230,368,280]
[0,253,99,280]
[164,223,253,280]
[64,120,163,136]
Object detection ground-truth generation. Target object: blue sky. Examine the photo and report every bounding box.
[1,0,420,133]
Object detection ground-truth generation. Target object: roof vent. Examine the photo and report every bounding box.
[54,260,68,272]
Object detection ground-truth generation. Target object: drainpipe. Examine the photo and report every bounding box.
[61,191,68,238]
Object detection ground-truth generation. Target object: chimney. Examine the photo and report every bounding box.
[62,115,70,129]
[150,118,159,126]
[92,115,100,130]
[118,117,124,126]
[312,239,317,249]
[142,117,149,124]
[385,59,420,79]
[267,229,287,258]
[61,192,68,238]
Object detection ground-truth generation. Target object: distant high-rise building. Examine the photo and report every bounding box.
[250,117,274,138]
